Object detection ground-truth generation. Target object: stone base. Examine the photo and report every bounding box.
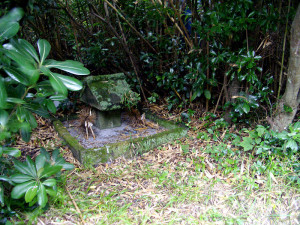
[95,110,121,129]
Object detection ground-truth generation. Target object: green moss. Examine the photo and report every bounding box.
[81,73,140,111]
[54,111,188,167]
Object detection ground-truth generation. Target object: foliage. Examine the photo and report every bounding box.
[197,114,300,185]
[0,148,74,223]
[0,8,86,223]
[0,8,90,143]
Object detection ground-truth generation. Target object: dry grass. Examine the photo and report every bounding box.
[11,108,300,225]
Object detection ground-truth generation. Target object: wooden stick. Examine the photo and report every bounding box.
[66,186,85,225]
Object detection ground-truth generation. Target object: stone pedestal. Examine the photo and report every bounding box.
[95,110,121,129]
[80,73,140,129]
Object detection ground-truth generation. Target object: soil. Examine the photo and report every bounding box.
[62,112,166,149]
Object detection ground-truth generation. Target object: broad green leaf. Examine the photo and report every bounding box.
[56,74,83,91]
[4,48,33,69]
[40,164,63,178]
[24,111,38,129]
[9,39,36,64]
[37,39,51,65]
[25,185,38,203]
[45,59,90,75]
[240,137,254,151]
[3,67,29,85]
[25,156,37,178]
[11,174,33,183]
[242,103,250,114]
[18,39,39,62]
[286,139,298,152]
[0,175,10,182]
[37,183,47,207]
[0,109,9,127]
[41,66,68,96]
[49,73,68,96]
[11,180,36,199]
[43,178,56,187]
[3,147,21,157]
[0,22,19,41]
[256,125,265,137]
[13,159,32,176]
[20,122,32,142]
[46,99,56,114]
[35,153,46,173]
[49,95,67,101]
[46,188,57,197]
[16,106,26,122]
[0,147,2,157]
[204,89,211,100]
[0,78,7,109]
[18,66,40,85]
[7,97,26,104]
[1,8,24,23]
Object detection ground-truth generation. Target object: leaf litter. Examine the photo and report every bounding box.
[10,106,300,224]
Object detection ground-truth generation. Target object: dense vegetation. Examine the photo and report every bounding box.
[0,0,299,223]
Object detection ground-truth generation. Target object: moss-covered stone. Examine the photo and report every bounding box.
[80,73,140,111]
[54,111,188,167]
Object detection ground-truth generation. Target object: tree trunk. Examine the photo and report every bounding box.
[270,4,300,131]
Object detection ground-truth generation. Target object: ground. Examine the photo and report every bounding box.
[11,104,300,225]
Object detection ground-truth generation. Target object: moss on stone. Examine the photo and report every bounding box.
[54,111,188,167]
[80,73,140,111]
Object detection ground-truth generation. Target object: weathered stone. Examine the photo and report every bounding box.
[54,111,188,167]
[95,110,121,129]
[80,73,140,129]
[80,73,139,111]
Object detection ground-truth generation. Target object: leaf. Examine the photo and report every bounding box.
[25,156,37,178]
[18,39,39,62]
[3,147,21,157]
[0,22,19,41]
[286,139,298,152]
[242,103,250,114]
[42,178,56,187]
[7,97,26,104]
[3,48,34,69]
[256,125,265,137]
[35,152,47,173]
[49,95,67,101]
[0,78,7,109]
[240,137,254,151]
[20,122,32,142]
[9,39,36,64]
[1,8,24,23]
[37,39,51,65]
[55,74,83,91]
[25,185,38,203]
[204,89,211,100]
[0,109,9,127]
[46,188,57,197]
[41,67,68,96]
[10,174,33,183]
[45,59,90,75]
[11,180,36,199]
[46,99,56,114]
[13,160,34,176]
[37,183,47,207]
[40,164,63,178]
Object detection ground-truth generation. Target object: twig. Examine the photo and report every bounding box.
[66,185,85,225]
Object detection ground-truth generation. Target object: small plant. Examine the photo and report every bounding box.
[0,148,73,222]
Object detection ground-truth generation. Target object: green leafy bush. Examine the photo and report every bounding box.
[0,8,88,222]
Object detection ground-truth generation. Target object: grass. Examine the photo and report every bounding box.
[20,141,297,225]
[9,113,300,225]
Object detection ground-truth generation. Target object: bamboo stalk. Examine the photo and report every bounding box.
[103,0,157,53]
[277,0,291,99]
